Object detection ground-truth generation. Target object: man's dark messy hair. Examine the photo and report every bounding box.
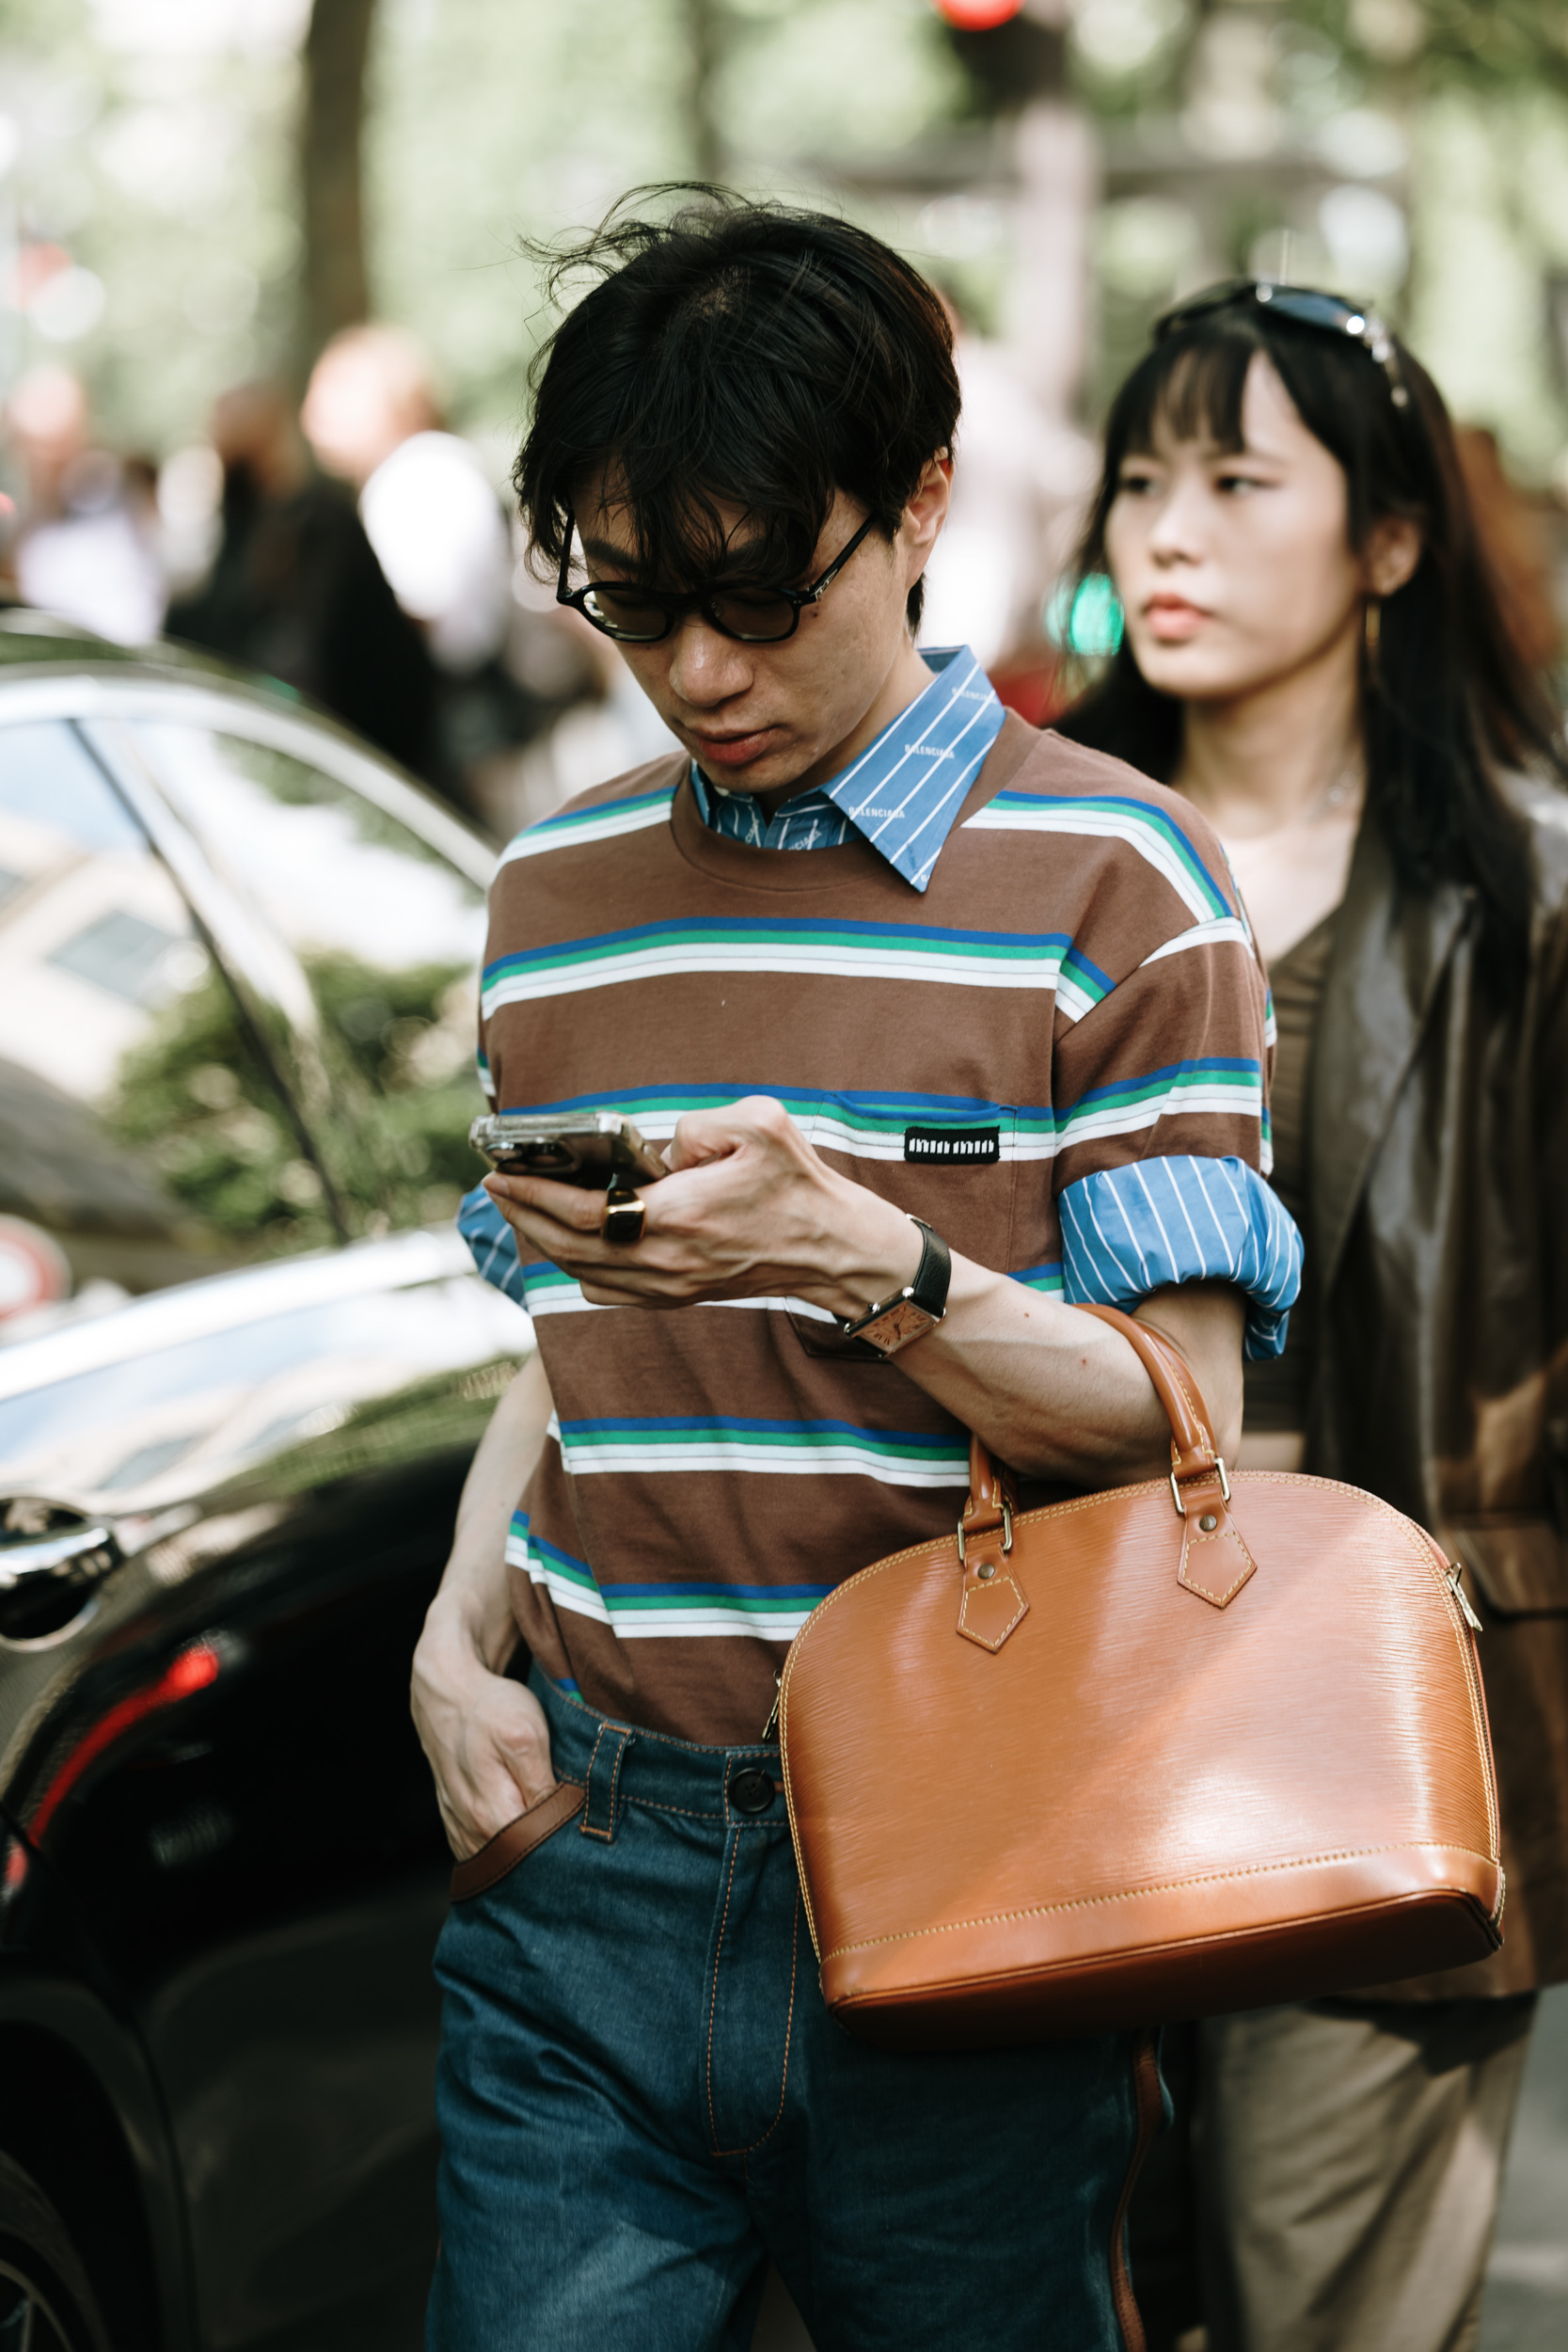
[514,188,959,630]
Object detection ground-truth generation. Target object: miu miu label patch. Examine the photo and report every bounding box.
[903,1125,1001,1166]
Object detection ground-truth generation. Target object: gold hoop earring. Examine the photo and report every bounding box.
[1364,598,1383,661]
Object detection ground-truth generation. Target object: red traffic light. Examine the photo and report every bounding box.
[931,1,1026,25]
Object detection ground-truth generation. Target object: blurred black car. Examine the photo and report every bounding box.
[0,612,531,2352]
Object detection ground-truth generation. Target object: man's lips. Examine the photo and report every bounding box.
[686,726,781,770]
[1143,596,1211,644]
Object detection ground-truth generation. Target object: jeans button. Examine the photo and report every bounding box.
[728,1766,774,1817]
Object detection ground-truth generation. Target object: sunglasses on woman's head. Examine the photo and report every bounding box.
[555,512,880,645]
[1154,279,1410,410]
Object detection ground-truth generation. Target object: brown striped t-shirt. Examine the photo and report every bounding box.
[463,713,1297,1742]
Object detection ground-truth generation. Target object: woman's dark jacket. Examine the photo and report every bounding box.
[1309,777,1568,1995]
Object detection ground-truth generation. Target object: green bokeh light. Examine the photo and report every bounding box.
[1044,574,1126,658]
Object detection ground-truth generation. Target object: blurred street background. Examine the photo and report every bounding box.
[4,0,1568,846]
[2,5,1567,2345]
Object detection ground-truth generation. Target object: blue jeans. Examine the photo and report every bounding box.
[430,1670,1152,2350]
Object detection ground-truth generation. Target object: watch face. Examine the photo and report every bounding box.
[860,1299,940,1358]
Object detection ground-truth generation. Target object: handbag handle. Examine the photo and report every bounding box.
[963,1300,1225,1538]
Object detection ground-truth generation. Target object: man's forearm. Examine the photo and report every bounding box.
[481,1103,1245,1486]
[896,1262,1244,1486]
[436,1352,554,1669]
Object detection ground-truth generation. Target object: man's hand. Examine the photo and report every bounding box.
[412,1601,556,1859]
[478,1101,1248,1489]
[482,1094,918,1318]
[410,1354,557,1858]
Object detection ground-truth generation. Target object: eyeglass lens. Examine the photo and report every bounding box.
[581,582,800,644]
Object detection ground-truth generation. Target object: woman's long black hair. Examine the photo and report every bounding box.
[1055,301,1567,991]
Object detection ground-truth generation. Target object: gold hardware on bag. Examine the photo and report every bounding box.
[956,1495,1012,1565]
[1171,1457,1230,1518]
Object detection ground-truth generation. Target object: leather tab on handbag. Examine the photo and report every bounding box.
[1091,1309,1261,1608]
[779,1301,1504,2049]
[958,1431,1029,1651]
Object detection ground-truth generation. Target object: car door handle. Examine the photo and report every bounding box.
[0,1513,119,1589]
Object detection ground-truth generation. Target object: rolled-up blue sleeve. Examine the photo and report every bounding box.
[1058,1154,1302,1362]
[457,1183,528,1308]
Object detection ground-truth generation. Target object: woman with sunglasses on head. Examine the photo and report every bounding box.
[1058,280,1568,2352]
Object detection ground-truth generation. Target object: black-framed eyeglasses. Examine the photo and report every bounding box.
[555,512,880,645]
[1155,278,1410,410]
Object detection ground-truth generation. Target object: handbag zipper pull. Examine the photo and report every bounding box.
[762,1673,782,1740]
[1447,1562,1483,1632]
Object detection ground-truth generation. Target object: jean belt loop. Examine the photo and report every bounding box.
[579,1720,635,1843]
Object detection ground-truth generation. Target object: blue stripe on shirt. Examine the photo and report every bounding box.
[1057,1155,1302,1362]
[456,1184,529,1309]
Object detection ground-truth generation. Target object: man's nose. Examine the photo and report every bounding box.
[667,615,754,706]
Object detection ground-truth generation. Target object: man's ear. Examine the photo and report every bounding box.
[903,453,955,583]
[1362,512,1421,598]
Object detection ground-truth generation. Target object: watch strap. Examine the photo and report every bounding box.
[838,1217,951,1357]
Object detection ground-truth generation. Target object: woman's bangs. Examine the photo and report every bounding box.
[1118,326,1258,460]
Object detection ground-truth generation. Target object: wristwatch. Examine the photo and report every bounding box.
[837,1217,951,1358]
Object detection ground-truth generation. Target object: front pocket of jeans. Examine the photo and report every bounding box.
[449,1777,585,1902]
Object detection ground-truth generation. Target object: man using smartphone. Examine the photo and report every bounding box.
[413,193,1299,2352]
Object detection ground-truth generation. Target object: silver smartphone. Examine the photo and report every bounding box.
[468,1110,667,1187]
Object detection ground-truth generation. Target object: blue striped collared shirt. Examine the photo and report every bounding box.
[689,644,1005,893]
[463,642,1300,1359]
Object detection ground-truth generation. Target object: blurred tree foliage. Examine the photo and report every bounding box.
[1306,2,1568,95]
[1053,0,1568,118]
[0,0,303,458]
[107,947,478,1261]
[364,0,963,440]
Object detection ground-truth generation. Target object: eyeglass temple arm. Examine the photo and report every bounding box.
[803,514,879,606]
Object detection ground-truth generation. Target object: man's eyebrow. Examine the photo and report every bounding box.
[579,532,775,578]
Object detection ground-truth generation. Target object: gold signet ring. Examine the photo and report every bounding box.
[601,1186,646,1246]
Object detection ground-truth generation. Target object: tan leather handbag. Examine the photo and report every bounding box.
[779,1304,1503,2049]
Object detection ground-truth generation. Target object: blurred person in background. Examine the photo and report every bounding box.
[300,324,525,809]
[1060,282,1568,2352]
[917,290,1096,723]
[166,378,436,781]
[5,364,166,644]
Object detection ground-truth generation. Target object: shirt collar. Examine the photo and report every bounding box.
[689,645,1005,892]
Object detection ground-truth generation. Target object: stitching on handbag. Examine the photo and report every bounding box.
[780,1471,1504,1939]
[1085,1304,1213,1461]
[1178,1523,1256,1606]
[705,1836,740,2153]
[821,1841,1501,1962]
[958,1575,1027,1647]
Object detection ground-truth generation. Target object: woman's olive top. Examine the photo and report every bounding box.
[1242,912,1337,1438]
[1291,777,1568,1996]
